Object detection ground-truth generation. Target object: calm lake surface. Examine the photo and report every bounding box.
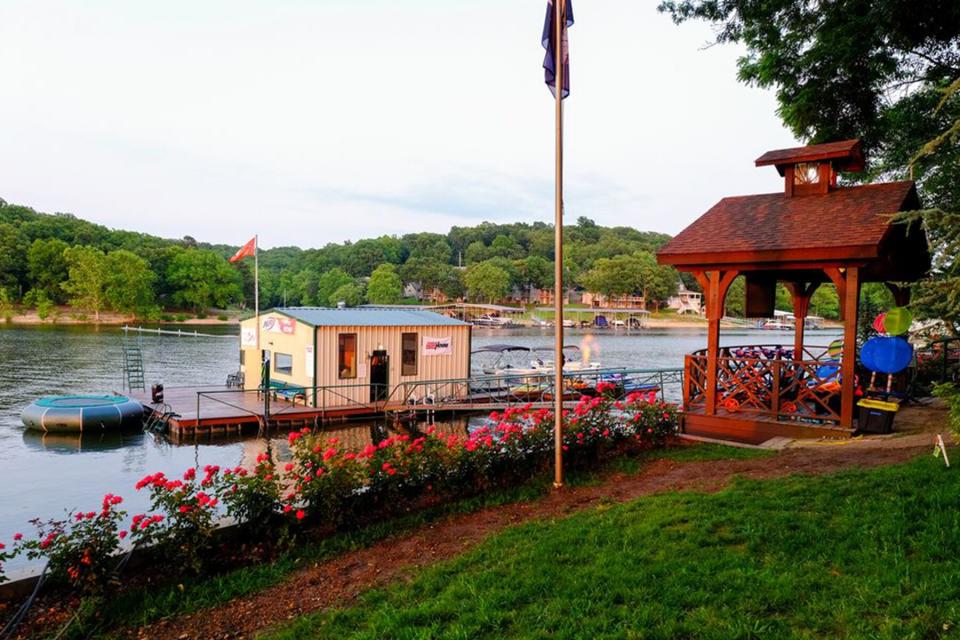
[0,323,839,571]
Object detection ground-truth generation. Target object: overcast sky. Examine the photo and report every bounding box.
[0,0,798,249]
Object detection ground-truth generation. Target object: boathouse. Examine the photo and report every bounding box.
[239,307,471,408]
[657,139,930,443]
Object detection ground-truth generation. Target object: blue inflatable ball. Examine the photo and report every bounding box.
[860,336,913,374]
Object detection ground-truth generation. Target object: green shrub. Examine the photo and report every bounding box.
[160,313,175,322]
[175,313,189,322]
[934,383,960,437]
[217,314,229,322]
[196,312,208,320]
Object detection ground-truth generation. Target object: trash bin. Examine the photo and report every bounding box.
[857,398,899,434]
[151,383,164,404]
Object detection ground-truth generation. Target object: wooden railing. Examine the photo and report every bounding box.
[685,344,842,425]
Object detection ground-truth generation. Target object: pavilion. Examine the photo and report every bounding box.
[657,140,930,443]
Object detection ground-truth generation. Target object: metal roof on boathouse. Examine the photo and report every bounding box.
[271,307,469,327]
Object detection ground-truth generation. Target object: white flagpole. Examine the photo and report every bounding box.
[553,0,565,489]
[254,234,260,351]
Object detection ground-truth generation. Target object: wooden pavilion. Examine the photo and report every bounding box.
[657,140,930,443]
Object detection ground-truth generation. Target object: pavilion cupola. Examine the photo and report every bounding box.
[754,139,865,197]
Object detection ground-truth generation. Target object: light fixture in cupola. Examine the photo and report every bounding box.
[755,139,865,197]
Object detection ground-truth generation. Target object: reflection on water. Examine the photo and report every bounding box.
[21,429,147,454]
[0,323,840,570]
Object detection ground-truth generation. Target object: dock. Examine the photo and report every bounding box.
[130,385,579,438]
[130,367,683,438]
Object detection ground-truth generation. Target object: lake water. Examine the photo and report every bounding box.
[0,323,839,572]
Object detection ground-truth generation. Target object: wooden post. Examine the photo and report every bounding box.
[840,267,860,429]
[786,282,819,359]
[703,270,737,415]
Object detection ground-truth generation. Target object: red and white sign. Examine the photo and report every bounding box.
[422,336,452,356]
[262,316,296,335]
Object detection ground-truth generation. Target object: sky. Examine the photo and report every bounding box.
[0,0,799,249]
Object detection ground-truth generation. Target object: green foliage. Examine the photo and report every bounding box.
[810,285,840,319]
[27,237,69,303]
[36,291,54,321]
[464,261,512,303]
[62,246,108,320]
[366,263,404,305]
[105,249,156,315]
[659,1,960,331]
[316,268,355,306]
[577,252,677,309]
[166,249,242,312]
[901,210,960,333]
[933,383,960,438]
[0,287,13,322]
[330,282,366,307]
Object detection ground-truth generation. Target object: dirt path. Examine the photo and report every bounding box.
[121,443,934,640]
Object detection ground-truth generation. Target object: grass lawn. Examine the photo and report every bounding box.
[267,454,960,640]
[82,444,766,637]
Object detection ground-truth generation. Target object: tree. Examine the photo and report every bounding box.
[104,250,156,315]
[342,237,403,277]
[62,246,108,320]
[27,238,69,303]
[464,261,511,303]
[578,254,644,298]
[166,249,242,312]
[636,253,679,311]
[658,1,960,161]
[316,268,355,307]
[0,223,25,295]
[464,241,489,265]
[366,263,404,304]
[330,282,366,307]
[660,0,960,329]
[518,255,553,301]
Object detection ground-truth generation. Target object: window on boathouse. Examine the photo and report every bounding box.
[274,352,293,375]
[339,333,357,379]
[402,332,418,376]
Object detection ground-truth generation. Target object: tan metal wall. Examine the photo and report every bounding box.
[240,312,316,390]
[239,312,471,408]
[314,324,470,408]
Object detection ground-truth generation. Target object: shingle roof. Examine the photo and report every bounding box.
[657,181,916,265]
[755,139,863,171]
[273,307,469,327]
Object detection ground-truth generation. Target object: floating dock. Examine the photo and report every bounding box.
[129,385,584,439]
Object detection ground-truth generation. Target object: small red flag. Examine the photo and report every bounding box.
[229,237,256,263]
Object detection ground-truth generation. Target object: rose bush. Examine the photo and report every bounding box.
[13,494,125,594]
[133,465,221,574]
[3,398,680,588]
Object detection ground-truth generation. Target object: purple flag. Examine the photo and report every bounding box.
[542,0,573,99]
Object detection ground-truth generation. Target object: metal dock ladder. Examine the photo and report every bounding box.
[122,333,146,392]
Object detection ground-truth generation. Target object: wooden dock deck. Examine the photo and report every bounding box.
[130,386,581,437]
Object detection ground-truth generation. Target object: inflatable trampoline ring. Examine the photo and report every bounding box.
[21,395,144,433]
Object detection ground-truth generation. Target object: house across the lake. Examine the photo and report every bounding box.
[239,307,471,408]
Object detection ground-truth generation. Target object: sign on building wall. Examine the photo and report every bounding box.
[305,345,314,378]
[241,327,257,347]
[262,316,296,335]
[422,336,452,356]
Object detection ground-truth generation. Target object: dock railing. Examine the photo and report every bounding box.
[685,343,842,425]
[190,366,684,427]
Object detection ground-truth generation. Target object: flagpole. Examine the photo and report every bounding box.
[254,234,260,351]
[553,0,565,489]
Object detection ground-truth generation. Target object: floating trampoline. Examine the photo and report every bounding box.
[21,395,144,433]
